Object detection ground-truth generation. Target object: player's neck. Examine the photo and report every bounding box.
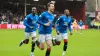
[32,13,36,16]
[48,10,53,14]
[65,15,69,17]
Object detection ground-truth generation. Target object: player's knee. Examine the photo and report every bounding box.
[40,47,44,50]
[46,41,52,48]
[47,44,52,49]
[48,43,52,47]
[32,37,37,42]
[39,43,45,50]
[25,39,29,44]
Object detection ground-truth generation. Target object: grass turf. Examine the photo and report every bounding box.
[0,29,100,56]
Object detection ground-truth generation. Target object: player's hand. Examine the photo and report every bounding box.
[44,22,50,26]
[70,32,73,35]
[30,26,34,29]
[56,31,60,35]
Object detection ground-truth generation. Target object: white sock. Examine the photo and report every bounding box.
[53,37,56,40]
[62,51,66,56]
[21,40,24,42]
[31,52,33,54]
[30,52,35,56]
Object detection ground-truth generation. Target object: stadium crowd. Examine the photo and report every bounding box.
[0,10,60,25]
[0,10,24,24]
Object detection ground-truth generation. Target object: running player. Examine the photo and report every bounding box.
[19,7,39,56]
[54,9,73,56]
[37,2,55,56]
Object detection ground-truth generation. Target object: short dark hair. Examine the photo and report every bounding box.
[47,2,54,7]
[64,9,69,13]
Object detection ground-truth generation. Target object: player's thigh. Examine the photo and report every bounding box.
[39,34,45,49]
[25,32,31,39]
[31,31,36,40]
[45,34,52,48]
[62,33,68,40]
[39,34,46,42]
[56,34,62,41]
[31,31,36,37]
[46,39,52,48]
[40,42,45,50]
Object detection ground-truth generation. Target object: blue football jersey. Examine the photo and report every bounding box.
[56,15,72,33]
[37,11,54,34]
[78,21,84,27]
[24,13,39,32]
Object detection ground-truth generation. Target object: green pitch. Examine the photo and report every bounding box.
[0,29,100,56]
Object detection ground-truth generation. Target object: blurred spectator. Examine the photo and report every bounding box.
[90,19,95,28]
[90,19,100,29]
[19,16,24,24]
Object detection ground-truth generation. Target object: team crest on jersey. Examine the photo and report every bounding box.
[64,22,68,25]
[32,20,36,23]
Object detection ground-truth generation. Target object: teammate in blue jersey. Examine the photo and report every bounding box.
[37,2,55,56]
[54,9,73,56]
[78,20,84,34]
[19,7,39,56]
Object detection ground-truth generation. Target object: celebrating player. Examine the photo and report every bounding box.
[37,2,55,56]
[19,7,39,56]
[54,9,73,56]
[78,20,84,34]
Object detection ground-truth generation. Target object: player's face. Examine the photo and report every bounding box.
[32,8,37,14]
[65,10,70,15]
[48,4,55,13]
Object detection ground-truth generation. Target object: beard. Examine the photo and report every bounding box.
[50,9,54,13]
[66,13,70,17]
[66,14,69,17]
[32,12,36,15]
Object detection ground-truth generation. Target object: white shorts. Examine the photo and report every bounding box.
[78,26,83,29]
[25,31,36,39]
[39,34,52,43]
[56,33,68,41]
